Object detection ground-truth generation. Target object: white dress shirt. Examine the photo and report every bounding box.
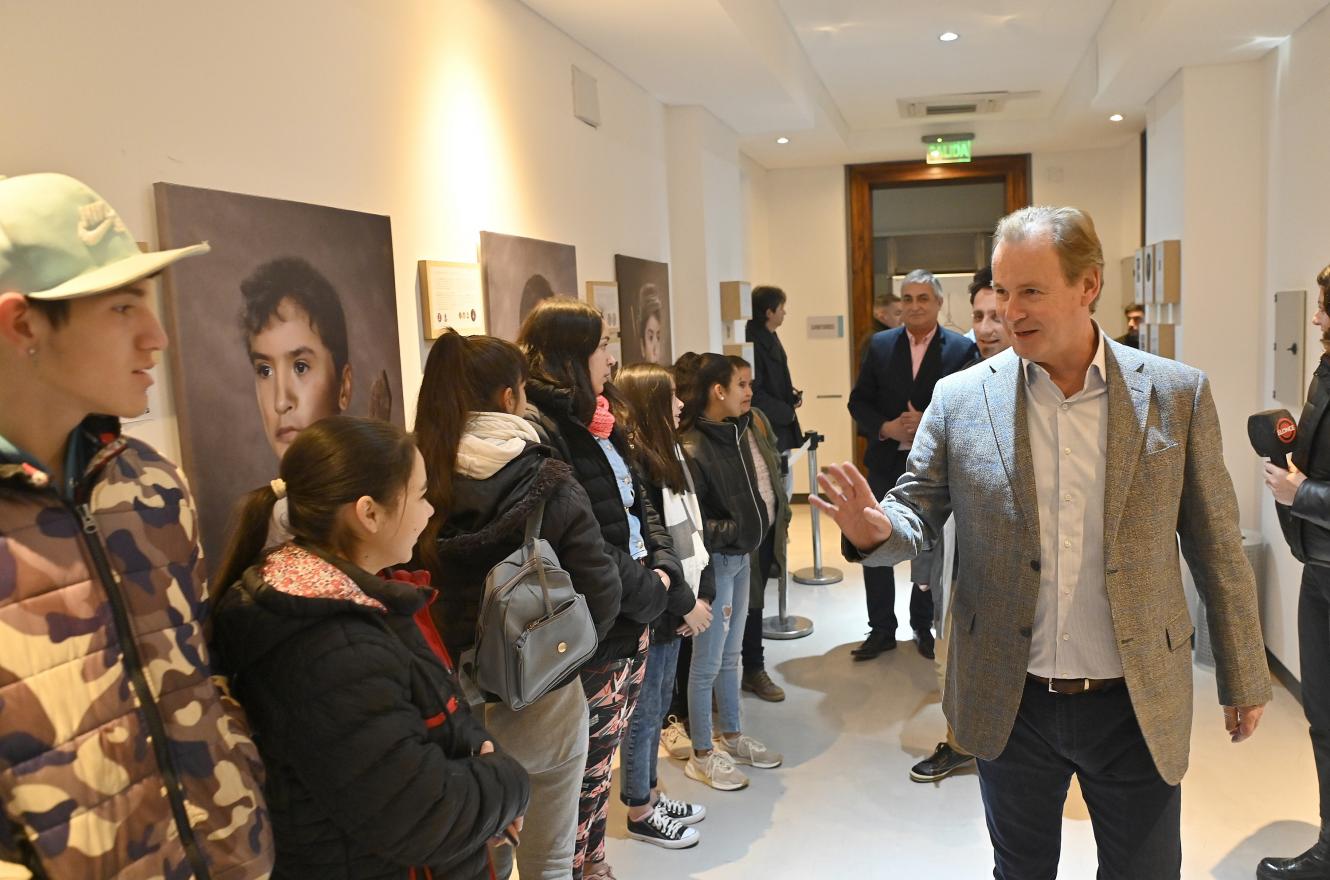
[899,324,937,452]
[1023,328,1123,679]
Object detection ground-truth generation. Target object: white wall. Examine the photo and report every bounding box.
[761,166,852,493]
[2,0,682,461]
[1258,4,1330,674]
[1032,139,1143,339]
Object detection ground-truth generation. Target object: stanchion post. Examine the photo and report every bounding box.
[793,431,843,586]
[763,451,813,639]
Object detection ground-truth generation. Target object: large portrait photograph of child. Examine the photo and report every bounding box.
[154,183,403,569]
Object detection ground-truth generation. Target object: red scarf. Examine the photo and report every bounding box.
[589,394,616,439]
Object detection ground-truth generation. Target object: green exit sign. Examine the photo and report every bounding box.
[926,140,972,164]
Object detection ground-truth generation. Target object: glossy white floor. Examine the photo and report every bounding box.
[597,505,1319,879]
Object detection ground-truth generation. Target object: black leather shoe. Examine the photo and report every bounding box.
[852,629,896,661]
[914,629,935,660]
[1258,837,1330,879]
[909,742,975,782]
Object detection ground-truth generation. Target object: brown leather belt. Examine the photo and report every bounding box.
[1027,673,1124,695]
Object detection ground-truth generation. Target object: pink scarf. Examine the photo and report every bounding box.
[589,394,616,439]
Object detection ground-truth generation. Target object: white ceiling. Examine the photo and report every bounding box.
[521,0,1330,168]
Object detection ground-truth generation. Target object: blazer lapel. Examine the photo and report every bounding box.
[1102,345,1152,549]
[983,354,1039,543]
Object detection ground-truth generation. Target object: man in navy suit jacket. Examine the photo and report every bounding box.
[848,269,978,660]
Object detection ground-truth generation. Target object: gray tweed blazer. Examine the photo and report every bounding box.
[859,338,1271,785]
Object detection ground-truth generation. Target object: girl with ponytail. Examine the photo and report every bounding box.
[211,416,529,880]
[413,330,621,880]
[519,299,682,880]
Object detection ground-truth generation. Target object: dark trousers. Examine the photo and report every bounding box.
[865,453,934,634]
[1301,564,1330,825]
[976,678,1181,880]
[742,525,777,672]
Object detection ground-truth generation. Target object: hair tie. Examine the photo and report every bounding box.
[270,478,287,499]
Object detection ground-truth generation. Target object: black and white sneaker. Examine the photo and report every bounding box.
[626,806,700,849]
[655,791,706,825]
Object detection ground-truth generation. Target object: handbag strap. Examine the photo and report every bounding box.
[523,498,554,616]
[523,497,548,545]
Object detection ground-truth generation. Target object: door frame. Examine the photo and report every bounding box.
[845,153,1031,464]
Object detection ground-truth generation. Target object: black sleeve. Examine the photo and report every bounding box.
[608,543,669,623]
[638,484,684,588]
[695,560,717,603]
[269,625,529,872]
[848,343,890,438]
[546,481,622,638]
[751,346,796,428]
[1293,478,1330,530]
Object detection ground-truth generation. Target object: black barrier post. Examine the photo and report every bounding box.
[763,438,813,640]
[793,430,843,586]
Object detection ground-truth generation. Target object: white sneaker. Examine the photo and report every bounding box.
[685,749,749,791]
[714,733,783,769]
[659,715,692,761]
[655,791,706,825]
[626,805,700,849]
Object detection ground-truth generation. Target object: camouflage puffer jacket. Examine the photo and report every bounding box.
[0,418,273,879]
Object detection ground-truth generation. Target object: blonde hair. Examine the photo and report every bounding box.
[994,206,1105,284]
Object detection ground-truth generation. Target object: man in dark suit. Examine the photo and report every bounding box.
[847,269,978,660]
[746,285,802,456]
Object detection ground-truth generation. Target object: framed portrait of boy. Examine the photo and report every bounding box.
[154,182,404,570]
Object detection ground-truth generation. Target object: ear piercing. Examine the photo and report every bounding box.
[26,348,36,357]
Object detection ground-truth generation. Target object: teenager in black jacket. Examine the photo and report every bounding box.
[212,417,529,880]
[744,285,802,454]
[414,331,621,880]
[676,353,783,793]
[519,299,680,880]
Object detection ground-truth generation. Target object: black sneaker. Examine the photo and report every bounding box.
[909,742,975,782]
[627,806,700,849]
[655,791,706,825]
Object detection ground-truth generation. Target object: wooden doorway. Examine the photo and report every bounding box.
[846,154,1031,465]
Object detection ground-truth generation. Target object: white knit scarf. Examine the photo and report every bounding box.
[455,412,541,479]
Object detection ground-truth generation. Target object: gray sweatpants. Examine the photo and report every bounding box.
[485,678,591,880]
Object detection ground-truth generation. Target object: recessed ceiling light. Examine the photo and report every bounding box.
[776,136,790,145]
[1109,114,1124,122]
[939,32,959,42]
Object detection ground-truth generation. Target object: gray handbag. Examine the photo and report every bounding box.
[467,498,597,710]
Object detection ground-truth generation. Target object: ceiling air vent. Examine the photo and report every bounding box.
[926,103,978,116]
[897,91,1038,119]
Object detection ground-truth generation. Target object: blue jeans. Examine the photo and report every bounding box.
[619,639,681,807]
[688,552,750,751]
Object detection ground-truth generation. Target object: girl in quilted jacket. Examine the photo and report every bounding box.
[211,416,529,880]
[413,330,620,880]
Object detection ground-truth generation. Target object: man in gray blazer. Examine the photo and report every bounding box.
[814,206,1271,878]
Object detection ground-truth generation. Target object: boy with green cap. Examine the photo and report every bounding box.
[0,173,273,879]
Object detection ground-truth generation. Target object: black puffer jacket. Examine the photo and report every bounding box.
[430,445,621,674]
[525,378,682,660]
[1280,356,1330,567]
[212,544,529,880]
[681,412,769,600]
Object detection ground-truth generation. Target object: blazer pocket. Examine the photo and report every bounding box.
[951,599,977,635]
[1166,610,1195,652]
[1144,435,1180,457]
